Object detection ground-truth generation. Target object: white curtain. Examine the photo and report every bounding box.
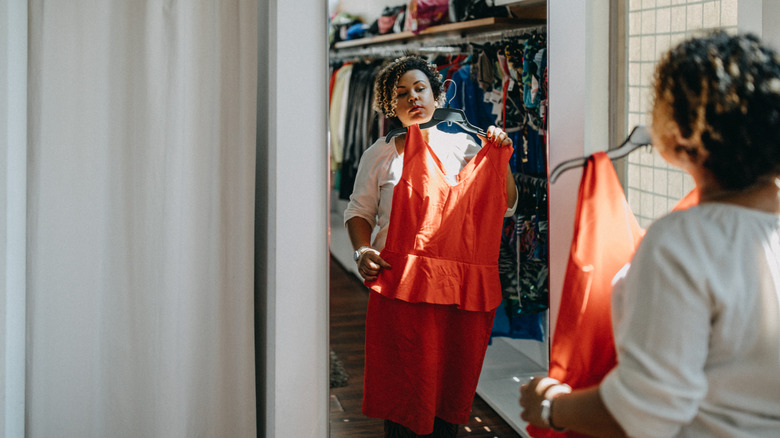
[2,1,28,436]
[25,2,257,436]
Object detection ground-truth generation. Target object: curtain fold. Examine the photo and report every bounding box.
[1,1,28,437]
[27,2,257,436]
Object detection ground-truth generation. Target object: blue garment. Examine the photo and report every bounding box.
[519,128,546,177]
[491,298,545,342]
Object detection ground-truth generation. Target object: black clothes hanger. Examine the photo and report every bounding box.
[384,80,487,142]
[385,107,486,141]
[548,125,652,183]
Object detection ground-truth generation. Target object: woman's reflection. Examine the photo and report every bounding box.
[343,55,518,437]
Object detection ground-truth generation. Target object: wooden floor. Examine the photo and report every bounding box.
[329,256,522,438]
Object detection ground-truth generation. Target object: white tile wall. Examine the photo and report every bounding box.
[624,0,738,228]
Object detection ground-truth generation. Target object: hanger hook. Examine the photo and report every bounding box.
[443,78,456,108]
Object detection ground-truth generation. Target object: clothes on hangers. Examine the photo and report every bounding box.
[366,123,512,309]
[344,126,494,254]
[337,61,382,200]
[493,173,548,342]
[522,33,547,112]
[448,37,550,341]
[329,63,353,174]
[438,36,549,341]
[444,64,496,133]
[362,123,512,435]
[527,151,644,438]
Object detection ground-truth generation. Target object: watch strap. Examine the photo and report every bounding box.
[353,245,376,262]
[540,384,570,432]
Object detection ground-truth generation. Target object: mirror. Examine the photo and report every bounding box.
[327,2,550,436]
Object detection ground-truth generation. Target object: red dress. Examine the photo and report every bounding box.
[528,153,698,438]
[363,124,512,434]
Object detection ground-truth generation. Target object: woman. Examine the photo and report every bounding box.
[520,32,780,437]
[344,55,518,437]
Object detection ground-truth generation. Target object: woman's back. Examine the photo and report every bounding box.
[602,203,780,437]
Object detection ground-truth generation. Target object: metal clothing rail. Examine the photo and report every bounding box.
[329,24,546,61]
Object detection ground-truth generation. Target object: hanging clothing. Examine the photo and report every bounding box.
[527,153,699,438]
[329,63,353,173]
[363,291,496,435]
[528,151,644,438]
[339,61,382,200]
[362,124,512,434]
[437,45,550,341]
[365,124,512,311]
[445,64,496,132]
[493,173,548,342]
[343,127,486,252]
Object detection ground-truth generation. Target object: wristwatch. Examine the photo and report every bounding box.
[353,245,374,262]
[540,397,566,432]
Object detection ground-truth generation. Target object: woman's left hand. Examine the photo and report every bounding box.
[519,376,570,428]
[486,126,513,148]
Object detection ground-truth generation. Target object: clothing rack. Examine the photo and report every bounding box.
[329,24,546,61]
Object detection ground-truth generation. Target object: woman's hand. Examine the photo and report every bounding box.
[484,126,518,209]
[486,126,513,148]
[520,378,626,437]
[357,250,391,281]
[346,217,391,281]
[519,376,571,428]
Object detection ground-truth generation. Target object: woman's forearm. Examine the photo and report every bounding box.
[346,217,374,250]
[552,387,627,438]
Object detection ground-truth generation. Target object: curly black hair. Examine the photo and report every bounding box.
[654,31,780,190]
[373,55,445,118]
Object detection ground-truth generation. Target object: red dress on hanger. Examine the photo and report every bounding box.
[528,152,643,437]
[363,124,512,434]
[528,152,698,438]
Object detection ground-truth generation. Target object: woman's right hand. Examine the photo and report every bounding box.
[357,250,391,281]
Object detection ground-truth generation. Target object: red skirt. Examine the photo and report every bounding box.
[362,291,497,435]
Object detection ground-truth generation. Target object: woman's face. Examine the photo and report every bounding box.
[650,100,680,164]
[394,69,437,127]
[651,98,708,173]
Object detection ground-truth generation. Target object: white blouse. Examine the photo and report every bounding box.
[343,127,516,251]
[600,203,780,437]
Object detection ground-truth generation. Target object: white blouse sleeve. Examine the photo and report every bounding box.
[343,140,386,228]
[599,213,711,438]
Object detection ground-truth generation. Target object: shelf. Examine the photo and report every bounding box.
[495,0,546,5]
[477,337,547,437]
[333,17,544,50]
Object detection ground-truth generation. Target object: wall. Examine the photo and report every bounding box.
[0,1,26,436]
[762,2,780,48]
[546,0,611,336]
[739,0,780,49]
[257,0,330,436]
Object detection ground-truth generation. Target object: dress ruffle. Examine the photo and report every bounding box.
[369,249,503,312]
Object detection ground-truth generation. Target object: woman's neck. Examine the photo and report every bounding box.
[699,175,780,214]
[394,126,430,154]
